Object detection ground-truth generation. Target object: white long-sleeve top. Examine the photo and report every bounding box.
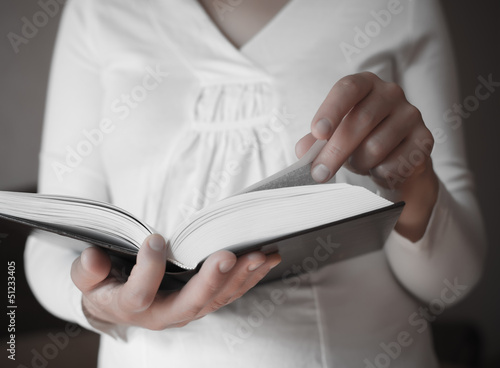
[24,0,487,367]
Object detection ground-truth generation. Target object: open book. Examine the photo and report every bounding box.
[0,141,403,287]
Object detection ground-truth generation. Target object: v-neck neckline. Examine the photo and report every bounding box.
[195,0,295,52]
[189,0,296,76]
[147,0,295,83]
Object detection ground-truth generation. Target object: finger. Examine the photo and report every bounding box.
[197,252,280,317]
[71,247,112,293]
[295,133,316,159]
[310,72,376,141]
[311,81,404,182]
[148,250,238,327]
[347,104,419,174]
[178,251,266,319]
[224,252,281,304]
[117,234,168,313]
[369,126,434,190]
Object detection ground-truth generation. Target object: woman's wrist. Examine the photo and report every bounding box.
[394,161,439,242]
[377,160,439,242]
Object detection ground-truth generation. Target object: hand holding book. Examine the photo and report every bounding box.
[298,72,438,242]
[0,140,403,329]
[0,140,402,279]
[72,234,280,330]
[1,139,403,291]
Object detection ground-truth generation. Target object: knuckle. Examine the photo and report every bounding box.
[208,297,231,312]
[228,289,246,302]
[121,290,153,312]
[425,127,434,141]
[323,143,345,161]
[193,270,224,296]
[193,314,208,322]
[338,76,362,96]
[408,160,428,178]
[361,71,378,81]
[371,161,396,181]
[385,82,405,100]
[416,127,434,151]
[405,104,422,122]
[345,156,363,174]
[231,270,270,300]
[229,265,256,285]
[425,130,435,148]
[226,289,244,305]
[203,279,222,296]
[352,107,376,127]
[364,137,386,162]
[183,305,204,321]
[230,273,250,288]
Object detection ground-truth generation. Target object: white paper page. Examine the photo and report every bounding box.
[235,140,328,195]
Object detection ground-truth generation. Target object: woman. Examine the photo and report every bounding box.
[25,0,486,366]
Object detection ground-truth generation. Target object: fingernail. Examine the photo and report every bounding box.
[312,164,331,183]
[248,261,265,272]
[219,259,236,273]
[245,253,265,272]
[315,118,332,137]
[149,235,165,252]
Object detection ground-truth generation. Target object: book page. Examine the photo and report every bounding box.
[170,183,394,269]
[235,140,328,195]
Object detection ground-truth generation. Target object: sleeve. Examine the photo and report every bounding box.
[382,0,487,304]
[23,0,125,338]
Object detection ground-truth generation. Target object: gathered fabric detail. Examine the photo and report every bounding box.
[194,82,273,125]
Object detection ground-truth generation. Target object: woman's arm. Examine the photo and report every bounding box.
[296,0,487,303]
[383,0,487,304]
[296,71,439,242]
[25,0,280,338]
[24,0,113,333]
